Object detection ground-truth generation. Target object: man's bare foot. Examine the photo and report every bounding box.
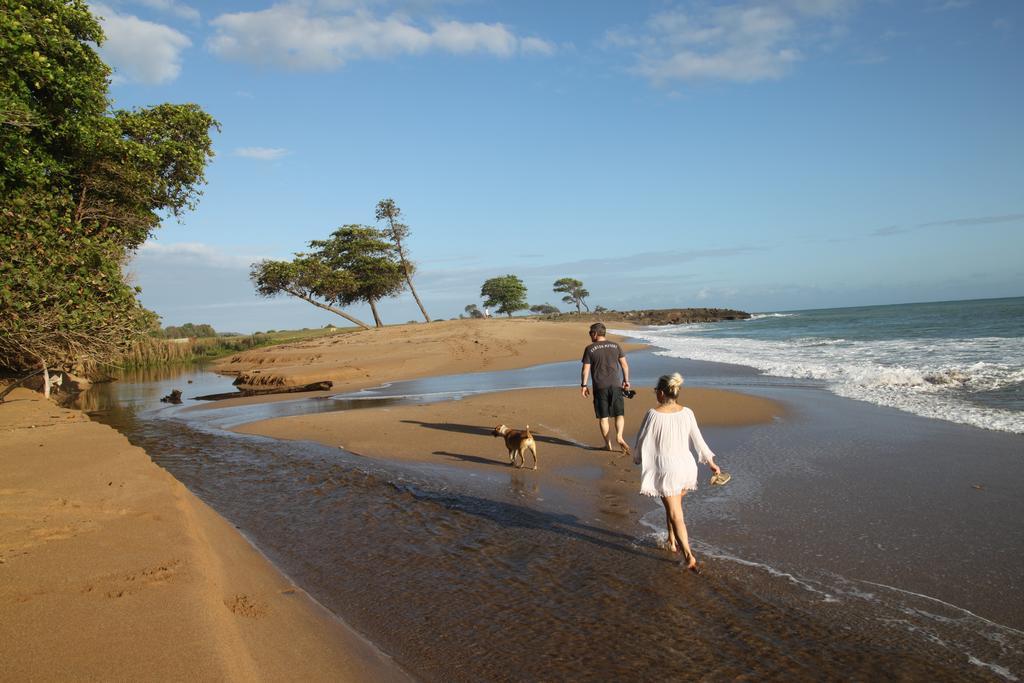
[619,442,632,456]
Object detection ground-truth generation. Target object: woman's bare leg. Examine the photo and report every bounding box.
[660,497,680,552]
[664,492,698,571]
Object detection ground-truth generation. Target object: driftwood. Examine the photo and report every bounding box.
[194,380,333,401]
[160,389,183,404]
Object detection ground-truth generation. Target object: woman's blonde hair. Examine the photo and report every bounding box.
[656,372,684,400]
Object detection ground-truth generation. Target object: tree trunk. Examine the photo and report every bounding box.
[369,299,383,328]
[405,269,431,323]
[284,288,371,330]
[576,301,581,314]
[392,230,430,323]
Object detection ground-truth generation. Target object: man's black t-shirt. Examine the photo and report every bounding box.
[582,341,624,389]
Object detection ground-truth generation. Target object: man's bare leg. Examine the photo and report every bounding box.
[597,417,613,450]
[614,415,629,452]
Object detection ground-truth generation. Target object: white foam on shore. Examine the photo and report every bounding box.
[617,327,1024,433]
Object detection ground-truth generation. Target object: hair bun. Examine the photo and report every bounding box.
[667,372,683,390]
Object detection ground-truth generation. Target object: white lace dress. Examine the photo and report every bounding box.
[634,407,716,497]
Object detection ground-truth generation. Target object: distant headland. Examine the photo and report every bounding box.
[539,308,751,326]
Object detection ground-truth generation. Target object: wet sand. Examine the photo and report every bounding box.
[235,385,783,502]
[0,388,407,681]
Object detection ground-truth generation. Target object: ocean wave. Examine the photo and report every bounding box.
[616,328,1024,433]
[748,312,798,320]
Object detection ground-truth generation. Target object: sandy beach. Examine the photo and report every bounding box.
[213,317,645,394]
[1,318,781,679]
[6,316,1020,680]
[235,385,781,484]
[0,387,406,681]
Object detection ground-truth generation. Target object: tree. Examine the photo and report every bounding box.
[250,258,371,330]
[480,275,528,317]
[464,304,485,319]
[376,198,430,322]
[530,303,560,315]
[309,225,405,328]
[553,278,590,314]
[0,1,219,375]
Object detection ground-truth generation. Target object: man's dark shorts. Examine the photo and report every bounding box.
[593,386,625,419]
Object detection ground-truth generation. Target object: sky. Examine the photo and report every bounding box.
[91,0,1024,333]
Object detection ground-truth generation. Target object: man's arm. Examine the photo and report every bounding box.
[581,363,591,397]
[619,356,630,389]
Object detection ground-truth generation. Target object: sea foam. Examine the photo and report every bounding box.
[618,326,1024,434]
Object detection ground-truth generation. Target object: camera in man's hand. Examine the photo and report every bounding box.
[622,389,636,399]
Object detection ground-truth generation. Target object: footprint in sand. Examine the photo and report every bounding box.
[224,593,268,618]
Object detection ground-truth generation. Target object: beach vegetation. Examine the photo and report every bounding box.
[308,225,406,328]
[0,0,218,377]
[530,303,560,315]
[376,198,430,323]
[250,258,372,330]
[553,278,590,314]
[464,304,485,319]
[480,275,528,317]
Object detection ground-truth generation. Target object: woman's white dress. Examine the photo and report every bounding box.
[634,407,716,497]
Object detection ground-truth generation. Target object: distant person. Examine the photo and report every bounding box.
[633,372,722,573]
[580,322,632,453]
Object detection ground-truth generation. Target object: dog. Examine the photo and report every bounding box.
[493,424,538,470]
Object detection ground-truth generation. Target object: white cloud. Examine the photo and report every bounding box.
[207,3,555,69]
[609,1,858,85]
[130,0,200,22]
[235,146,290,160]
[136,241,262,269]
[91,3,191,84]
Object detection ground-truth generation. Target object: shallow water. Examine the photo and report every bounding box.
[76,357,1024,681]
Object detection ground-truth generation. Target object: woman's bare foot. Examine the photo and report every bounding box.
[682,553,702,574]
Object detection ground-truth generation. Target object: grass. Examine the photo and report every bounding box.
[111,326,359,370]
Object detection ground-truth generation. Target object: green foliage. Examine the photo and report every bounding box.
[553,278,590,314]
[159,322,218,339]
[0,1,218,373]
[464,303,485,319]
[530,303,560,315]
[308,225,405,309]
[480,275,528,317]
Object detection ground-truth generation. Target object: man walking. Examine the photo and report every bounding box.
[580,322,632,453]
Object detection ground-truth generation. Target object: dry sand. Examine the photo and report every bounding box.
[214,317,645,394]
[0,388,408,681]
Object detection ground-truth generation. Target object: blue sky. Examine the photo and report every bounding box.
[93,0,1023,332]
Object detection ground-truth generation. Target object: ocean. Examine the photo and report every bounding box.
[617,296,1024,433]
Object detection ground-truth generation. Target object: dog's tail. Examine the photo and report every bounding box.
[525,424,531,436]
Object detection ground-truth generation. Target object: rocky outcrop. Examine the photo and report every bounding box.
[542,308,750,326]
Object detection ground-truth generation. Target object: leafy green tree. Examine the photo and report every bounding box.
[464,304,485,319]
[376,198,430,322]
[480,275,528,317]
[250,258,371,330]
[308,225,405,328]
[553,278,590,314]
[530,303,560,315]
[0,1,218,374]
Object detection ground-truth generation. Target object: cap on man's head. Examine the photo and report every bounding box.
[589,323,606,336]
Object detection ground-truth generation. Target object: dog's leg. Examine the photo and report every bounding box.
[529,443,538,470]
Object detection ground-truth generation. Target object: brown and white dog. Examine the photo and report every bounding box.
[493,424,538,470]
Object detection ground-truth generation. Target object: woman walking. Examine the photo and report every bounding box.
[633,373,722,572]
